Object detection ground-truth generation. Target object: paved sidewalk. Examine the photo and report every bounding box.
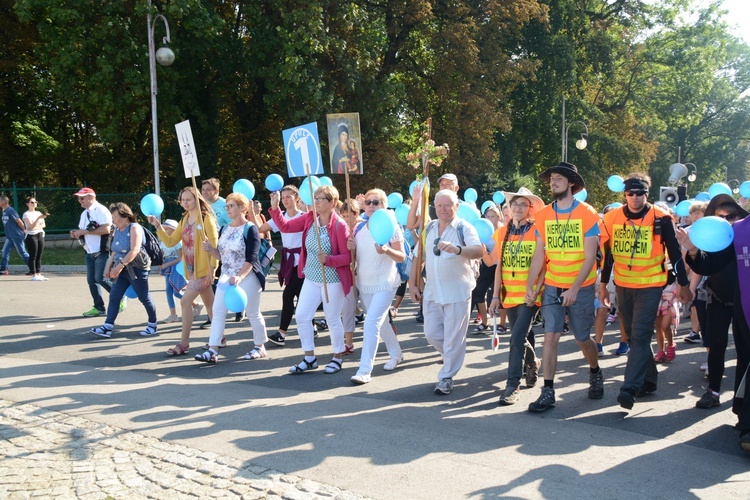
[0,399,366,499]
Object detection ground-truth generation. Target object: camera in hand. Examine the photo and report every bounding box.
[78,220,100,245]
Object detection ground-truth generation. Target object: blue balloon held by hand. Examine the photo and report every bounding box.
[457,202,481,222]
[224,285,248,313]
[387,192,403,209]
[695,191,710,202]
[481,200,495,214]
[708,183,732,198]
[125,285,138,299]
[265,174,284,192]
[464,188,478,202]
[233,179,256,200]
[395,204,410,226]
[471,218,494,244]
[689,216,734,252]
[319,176,333,186]
[140,193,164,217]
[298,177,322,205]
[368,209,397,245]
[607,175,625,192]
[574,188,588,202]
[492,191,505,204]
[675,200,692,217]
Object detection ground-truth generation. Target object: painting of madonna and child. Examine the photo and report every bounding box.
[326,113,363,175]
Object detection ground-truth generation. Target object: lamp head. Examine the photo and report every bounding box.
[575,135,587,150]
[156,46,175,66]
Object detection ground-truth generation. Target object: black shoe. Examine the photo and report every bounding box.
[617,390,635,410]
[355,312,365,324]
[740,432,750,453]
[314,318,328,331]
[268,332,286,347]
[637,382,657,396]
[528,387,555,413]
[684,331,702,344]
[695,390,720,409]
[235,312,244,322]
[200,318,212,329]
[416,313,424,324]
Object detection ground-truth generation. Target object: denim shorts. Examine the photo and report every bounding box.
[542,284,595,341]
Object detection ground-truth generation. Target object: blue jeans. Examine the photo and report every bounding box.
[85,252,112,312]
[505,304,539,389]
[105,266,157,326]
[1,236,30,270]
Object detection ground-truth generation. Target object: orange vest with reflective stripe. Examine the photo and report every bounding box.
[534,201,600,288]
[491,222,541,308]
[602,206,670,288]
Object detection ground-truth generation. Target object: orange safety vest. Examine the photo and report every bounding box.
[602,205,670,288]
[534,201,600,288]
[490,221,541,308]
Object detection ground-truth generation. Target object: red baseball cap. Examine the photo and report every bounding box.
[73,187,96,197]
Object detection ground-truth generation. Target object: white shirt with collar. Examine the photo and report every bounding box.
[423,217,480,305]
[78,201,112,254]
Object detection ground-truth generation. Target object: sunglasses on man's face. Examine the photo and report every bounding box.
[364,199,381,206]
[715,212,739,221]
[625,190,647,197]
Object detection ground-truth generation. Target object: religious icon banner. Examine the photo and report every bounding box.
[326,113,363,175]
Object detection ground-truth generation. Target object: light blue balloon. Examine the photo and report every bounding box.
[484,239,495,254]
[233,179,256,200]
[708,182,732,198]
[457,202,481,222]
[464,188,478,202]
[740,181,750,198]
[574,188,588,202]
[395,204,410,226]
[387,192,403,209]
[695,191,710,202]
[471,218,494,244]
[319,176,333,186]
[607,175,625,192]
[125,285,138,299]
[175,261,185,277]
[265,174,284,192]
[689,216,734,252]
[608,202,623,209]
[298,177,322,205]
[675,200,692,217]
[480,200,495,214]
[368,209,397,245]
[140,193,164,217]
[492,191,505,204]
[409,180,419,197]
[224,285,248,313]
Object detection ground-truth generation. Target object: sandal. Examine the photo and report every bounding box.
[289,358,318,374]
[324,359,343,374]
[167,343,190,356]
[244,346,267,360]
[90,325,112,338]
[343,344,355,355]
[194,349,218,363]
[202,337,227,350]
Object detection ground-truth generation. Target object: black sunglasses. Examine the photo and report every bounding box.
[625,190,647,197]
[364,199,381,206]
[433,237,441,256]
[716,213,739,221]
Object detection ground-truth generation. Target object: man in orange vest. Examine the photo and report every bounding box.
[525,162,604,412]
[600,174,691,410]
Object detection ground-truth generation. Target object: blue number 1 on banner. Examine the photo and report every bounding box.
[294,136,311,174]
[282,122,322,177]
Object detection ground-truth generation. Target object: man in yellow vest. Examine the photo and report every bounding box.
[600,174,691,410]
[526,162,603,412]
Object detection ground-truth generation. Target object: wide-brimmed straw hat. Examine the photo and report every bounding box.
[502,187,545,214]
[539,162,586,194]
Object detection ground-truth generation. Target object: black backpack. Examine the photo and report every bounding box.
[141,225,165,266]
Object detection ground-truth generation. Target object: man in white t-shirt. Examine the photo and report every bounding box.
[69,188,113,317]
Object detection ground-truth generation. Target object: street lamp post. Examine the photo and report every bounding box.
[561,97,589,162]
[148,0,175,196]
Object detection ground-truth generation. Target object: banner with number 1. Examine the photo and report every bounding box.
[282,122,323,177]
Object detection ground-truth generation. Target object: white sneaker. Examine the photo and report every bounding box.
[700,362,708,371]
[39,275,48,281]
[383,356,404,371]
[350,372,371,385]
[161,314,180,323]
[31,275,42,281]
[193,303,204,317]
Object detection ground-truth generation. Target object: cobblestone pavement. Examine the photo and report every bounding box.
[0,400,368,500]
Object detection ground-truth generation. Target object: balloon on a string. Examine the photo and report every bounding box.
[368,209,397,245]
[574,188,588,202]
[395,204,410,226]
[480,200,495,214]
[319,176,333,186]
[708,182,732,198]
[298,177,322,205]
[140,193,164,217]
[492,191,505,204]
[471,218,494,244]
[457,202,481,222]
[265,174,284,192]
[125,285,138,299]
[233,179,255,200]
[409,180,419,197]
[740,181,750,198]
[695,191,710,201]
[387,192,403,209]
[689,216,734,252]
[675,200,692,217]
[224,285,248,313]
[607,175,625,192]
[464,188,478,202]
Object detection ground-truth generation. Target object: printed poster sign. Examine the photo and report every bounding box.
[326,112,363,175]
[282,122,323,178]
[175,120,200,178]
